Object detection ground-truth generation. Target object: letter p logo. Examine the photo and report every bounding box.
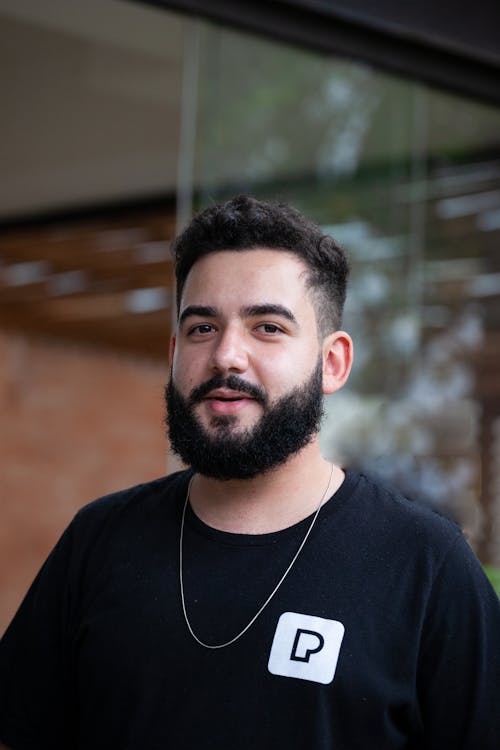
[268,612,344,684]
[290,629,325,662]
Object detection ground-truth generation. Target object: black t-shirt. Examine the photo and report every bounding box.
[1,469,499,749]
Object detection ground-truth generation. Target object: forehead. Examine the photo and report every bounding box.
[181,248,310,305]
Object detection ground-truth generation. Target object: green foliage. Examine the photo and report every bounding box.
[484,566,500,599]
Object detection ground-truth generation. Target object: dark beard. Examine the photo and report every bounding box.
[164,359,324,480]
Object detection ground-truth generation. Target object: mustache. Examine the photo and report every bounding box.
[188,374,267,406]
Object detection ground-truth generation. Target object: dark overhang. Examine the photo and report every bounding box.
[131,0,500,106]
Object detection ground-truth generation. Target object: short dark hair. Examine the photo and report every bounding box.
[172,195,349,335]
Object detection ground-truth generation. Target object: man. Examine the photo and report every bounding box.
[1,195,499,749]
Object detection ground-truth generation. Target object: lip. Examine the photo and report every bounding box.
[203,388,256,415]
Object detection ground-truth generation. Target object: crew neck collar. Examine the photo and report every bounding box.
[182,468,359,547]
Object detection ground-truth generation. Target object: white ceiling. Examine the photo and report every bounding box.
[0,0,185,219]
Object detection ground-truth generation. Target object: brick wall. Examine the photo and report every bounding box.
[0,331,168,635]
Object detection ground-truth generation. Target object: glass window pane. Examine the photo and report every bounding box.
[192,23,500,559]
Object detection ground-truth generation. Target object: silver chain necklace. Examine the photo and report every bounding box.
[179,464,334,649]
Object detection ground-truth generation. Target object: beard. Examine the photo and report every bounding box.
[165,358,324,480]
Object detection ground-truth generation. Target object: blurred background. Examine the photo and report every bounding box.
[1,0,500,633]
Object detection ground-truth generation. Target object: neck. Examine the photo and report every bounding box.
[188,440,344,534]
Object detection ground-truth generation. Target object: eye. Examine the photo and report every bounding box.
[256,323,283,335]
[188,323,216,336]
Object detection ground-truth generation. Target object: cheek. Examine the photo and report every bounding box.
[171,355,192,389]
[172,351,209,396]
[259,349,317,392]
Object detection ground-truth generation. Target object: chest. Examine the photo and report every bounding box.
[73,525,423,748]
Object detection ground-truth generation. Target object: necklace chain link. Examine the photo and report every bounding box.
[179,464,334,649]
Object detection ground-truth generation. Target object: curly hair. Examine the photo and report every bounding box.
[172,195,349,335]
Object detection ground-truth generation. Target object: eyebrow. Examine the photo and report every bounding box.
[179,302,298,327]
[241,304,298,326]
[179,305,217,325]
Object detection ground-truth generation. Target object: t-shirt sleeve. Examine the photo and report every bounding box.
[417,533,500,749]
[0,521,79,750]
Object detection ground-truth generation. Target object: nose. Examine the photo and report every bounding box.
[210,325,249,374]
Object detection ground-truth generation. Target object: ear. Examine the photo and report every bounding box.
[169,335,176,365]
[322,331,353,395]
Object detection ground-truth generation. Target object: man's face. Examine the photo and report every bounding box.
[166,248,326,479]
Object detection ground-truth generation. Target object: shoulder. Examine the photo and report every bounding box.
[338,469,468,570]
[353,469,462,537]
[67,470,192,545]
[337,470,500,621]
[80,468,191,512]
[344,469,462,536]
[35,470,194,585]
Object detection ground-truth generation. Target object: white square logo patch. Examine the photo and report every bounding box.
[268,612,345,685]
